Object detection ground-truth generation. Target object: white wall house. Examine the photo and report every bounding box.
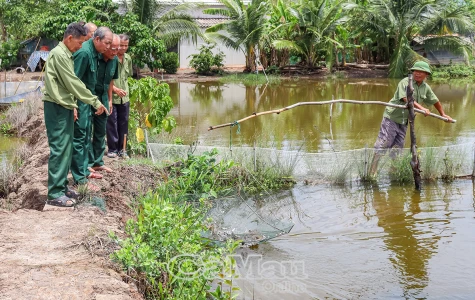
[176,2,246,68]
[115,0,246,68]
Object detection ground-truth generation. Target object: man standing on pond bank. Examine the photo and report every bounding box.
[370,61,453,175]
[107,34,132,158]
[43,22,106,207]
[71,26,112,190]
[89,34,120,172]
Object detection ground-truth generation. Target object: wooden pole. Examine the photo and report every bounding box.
[407,74,422,190]
[208,99,456,131]
[123,134,127,153]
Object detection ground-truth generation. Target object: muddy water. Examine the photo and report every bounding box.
[234,180,475,299]
[170,79,475,298]
[0,135,20,160]
[168,79,475,152]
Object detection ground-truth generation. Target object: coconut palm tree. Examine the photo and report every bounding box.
[123,0,203,48]
[271,0,356,69]
[358,0,474,77]
[204,0,269,72]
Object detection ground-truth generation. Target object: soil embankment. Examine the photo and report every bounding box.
[0,105,163,299]
[1,65,388,84]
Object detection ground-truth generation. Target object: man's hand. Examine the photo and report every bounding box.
[421,108,430,116]
[113,87,127,97]
[73,108,78,122]
[95,104,108,116]
[109,101,113,115]
[442,114,453,123]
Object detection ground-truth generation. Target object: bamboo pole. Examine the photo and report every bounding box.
[208,99,456,131]
[407,74,422,190]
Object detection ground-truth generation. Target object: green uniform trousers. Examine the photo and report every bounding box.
[88,108,108,168]
[71,101,92,184]
[44,101,73,200]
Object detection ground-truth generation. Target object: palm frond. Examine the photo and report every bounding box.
[205,32,242,51]
[272,39,304,54]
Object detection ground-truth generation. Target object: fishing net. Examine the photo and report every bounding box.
[147,141,474,244]
[147,142,475,181]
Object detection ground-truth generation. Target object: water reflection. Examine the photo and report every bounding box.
[371,186,435,298]
[167,79,475,152]
[229,181,475,299]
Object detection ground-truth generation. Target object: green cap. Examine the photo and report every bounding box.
[410,61,431,74]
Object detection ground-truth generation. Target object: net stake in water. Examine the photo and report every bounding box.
[407,74,422,190]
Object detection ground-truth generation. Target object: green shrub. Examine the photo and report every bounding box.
[162,52,179,74]
[432,64,475,80]
[188,43,224,75]
[0,40,20,69]
[112,193,240,299]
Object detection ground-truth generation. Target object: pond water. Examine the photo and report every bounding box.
[166,79,475,152]
[232,180,475,299]
[164,79,475,298]
[0,135,21,161]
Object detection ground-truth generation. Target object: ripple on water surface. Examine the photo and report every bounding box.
[234,181,475,299]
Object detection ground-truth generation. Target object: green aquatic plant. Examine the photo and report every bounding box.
[388,151,413,184]
[441,148,463,182]
[420,144,439,181]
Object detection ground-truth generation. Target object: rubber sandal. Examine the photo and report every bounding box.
[107,152,118,158]
[88,172,103,179]
[46,195,76,207]
[92,165,113,173]
[66,188,79,200]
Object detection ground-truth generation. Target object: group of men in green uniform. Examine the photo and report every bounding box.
[43,22,131,207]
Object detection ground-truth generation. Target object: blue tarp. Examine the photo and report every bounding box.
[0,86,42,105]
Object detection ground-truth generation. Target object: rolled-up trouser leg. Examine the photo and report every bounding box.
[106,104,119,153]
[371,117,407,174]
[374,117,407,154]
[44,101,73,200]
[71,101,91,184]
[117,102,130,152]
[89,109,108,167]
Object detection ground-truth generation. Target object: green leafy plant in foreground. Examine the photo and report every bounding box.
[112,193,240,299]
[127,77,176,155]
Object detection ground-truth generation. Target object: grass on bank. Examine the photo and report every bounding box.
[431,64,475,81]
[0,94,42,136]
[0,94,40,199]
[219,73,281,85]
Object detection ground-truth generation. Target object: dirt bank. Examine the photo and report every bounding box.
[0,105,163,299]
[1,65,388,84]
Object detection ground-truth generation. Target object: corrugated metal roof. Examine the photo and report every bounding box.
[195,18,228,28]
[413,34,472,45]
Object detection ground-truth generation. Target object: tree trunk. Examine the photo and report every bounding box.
[407,74,422,190]
[342,48,347,66]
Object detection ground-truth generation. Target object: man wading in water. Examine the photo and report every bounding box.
[370,61,453,176]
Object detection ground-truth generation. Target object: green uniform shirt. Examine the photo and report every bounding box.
[43,42,102,110]
[96,54,119,104]
[383,77,439,125]
[112,53,133,104]
[73,39,99,94]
